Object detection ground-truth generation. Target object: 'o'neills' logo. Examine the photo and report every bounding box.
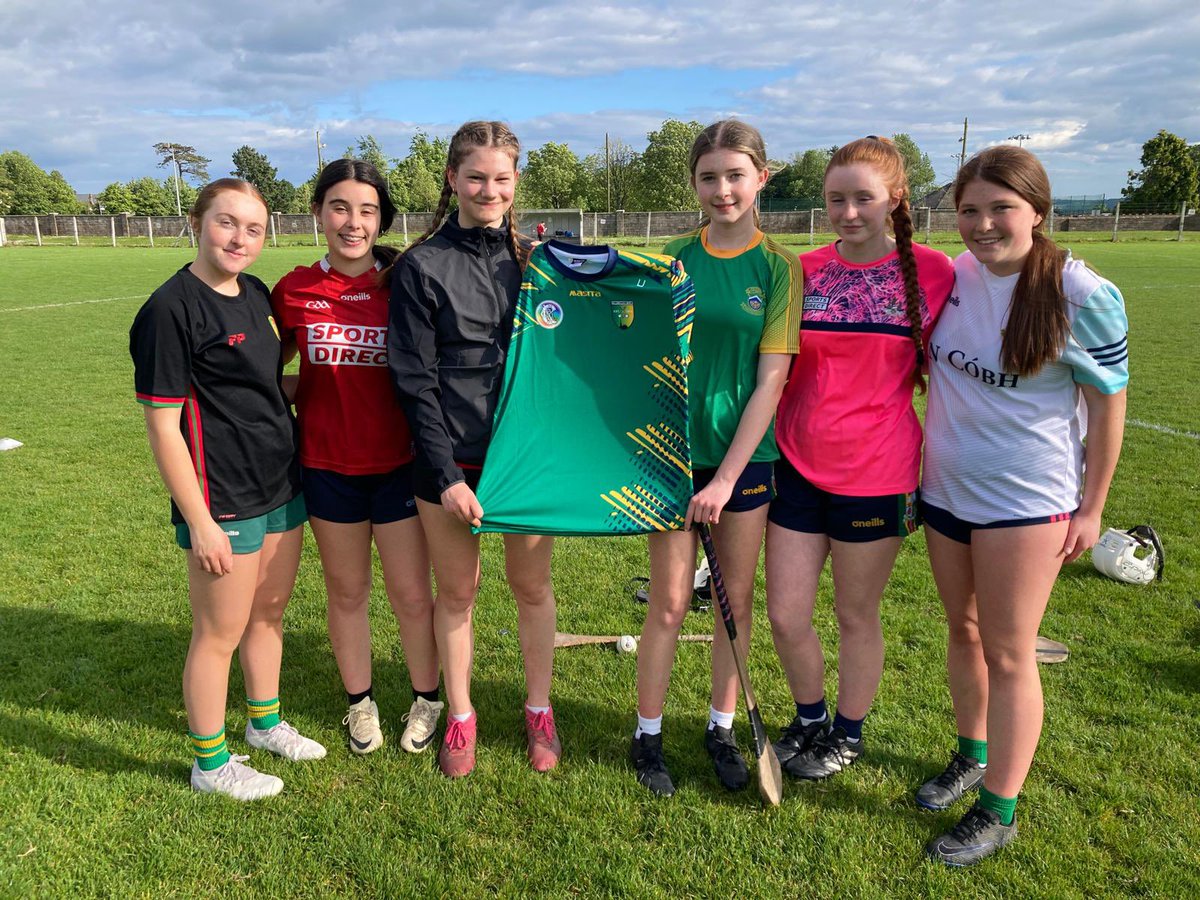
[611,300,634,329]
[535,300,563,329]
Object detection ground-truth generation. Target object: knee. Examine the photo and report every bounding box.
[385,580,434,619]
[645,591,690,633]
[435,580,477,615]
[326,576,371,616]
[947,616,982,651]
[507,571,554,609]
[980,638,1027,680]
[834,603,881,639]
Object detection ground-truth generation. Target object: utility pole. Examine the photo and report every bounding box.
[168,143,182,216]
[316,129,326,171]
[957,118,969,171]
[605,133,612,212]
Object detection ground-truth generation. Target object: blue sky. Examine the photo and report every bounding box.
[2,0,1198,198]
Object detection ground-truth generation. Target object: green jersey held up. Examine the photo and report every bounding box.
[475,241,696,536]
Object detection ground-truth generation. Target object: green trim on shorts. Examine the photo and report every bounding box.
[176,494,307,554]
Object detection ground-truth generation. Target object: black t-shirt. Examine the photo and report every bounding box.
[130,266,301,525]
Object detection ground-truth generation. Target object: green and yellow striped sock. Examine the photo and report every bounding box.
[246,697,281,731]
[979,786,1018,826]
[189,728,231,772]
[958,735,988,766]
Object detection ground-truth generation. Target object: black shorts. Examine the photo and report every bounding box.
[693,460,775,513]
[768,456,919,542]
[412,463,483,505]
[921,500,1073,545]
[302,464,418,525]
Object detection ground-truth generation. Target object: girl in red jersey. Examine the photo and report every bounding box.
[131,179,325,801]
[387,121,560,778]
[272,160,439,756]
[766,137,953,780]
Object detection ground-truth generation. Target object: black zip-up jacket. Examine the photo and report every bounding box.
[387,211,523,495]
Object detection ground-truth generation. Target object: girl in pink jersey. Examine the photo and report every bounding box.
[766,137,953,780]
[272,160,440,758]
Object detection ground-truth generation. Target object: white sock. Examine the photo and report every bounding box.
[800,713,828,727]
[635,714,662,738]
[526,705,550,715]
[708,706,735,731]
[452,711,473,723]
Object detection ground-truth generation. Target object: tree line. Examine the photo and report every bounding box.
[2,127,1196,217]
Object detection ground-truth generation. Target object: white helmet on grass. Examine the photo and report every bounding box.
[1092,525,1164,585]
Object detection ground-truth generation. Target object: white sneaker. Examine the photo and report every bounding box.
[190,755,283,801]
[400,696,444,753]
[245,720,327,761]
[343,698,384,755]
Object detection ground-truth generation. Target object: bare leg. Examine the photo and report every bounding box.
[926,527,987,741]
[375,517,438,694]
[503,533,556,708]
[636,530,696,720]
[708,508,769,715]
[765,523,829,704]
[416,498,480,718]
[239,526,303,701]
[309,517,375,695]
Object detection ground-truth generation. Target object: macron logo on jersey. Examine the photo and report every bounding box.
[307,323,387,367]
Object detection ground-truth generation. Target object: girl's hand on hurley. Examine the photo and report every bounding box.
[686,479,734,529]
[442,482,483,528]
[1062,510,1102,563]
[190,518,234,575]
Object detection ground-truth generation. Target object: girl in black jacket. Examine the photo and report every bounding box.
[388,121,560,778]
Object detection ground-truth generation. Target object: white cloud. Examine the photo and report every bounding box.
[0,0,1197,195]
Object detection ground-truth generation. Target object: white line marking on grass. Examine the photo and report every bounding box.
[0,295,144,313]
[1127,418,1200,441]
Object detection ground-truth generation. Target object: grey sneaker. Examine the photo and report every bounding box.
[191,755,283,801]
[916,752,985,810]
[343,698,384,755]
[926,804,1017,866]
[245,720,327,761]
[400,696,444,753]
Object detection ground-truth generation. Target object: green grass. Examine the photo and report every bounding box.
[1,242,1198,897]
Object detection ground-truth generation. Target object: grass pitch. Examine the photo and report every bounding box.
[0,240,1198,898]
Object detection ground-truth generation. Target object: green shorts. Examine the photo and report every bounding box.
[176,494,307,554]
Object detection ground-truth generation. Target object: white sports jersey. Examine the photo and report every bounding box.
[922,251,1128,523]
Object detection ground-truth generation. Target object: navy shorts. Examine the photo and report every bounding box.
[302,464,417,525]
[693,460,775,513]
[413,463,483,506]
[768,456,919,542]
[921,501,1073,545]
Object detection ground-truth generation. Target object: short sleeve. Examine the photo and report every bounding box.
[669,259,696,364]
[759,243,802,354]
[130,292,191,407]
[1064,280,1129,393]
[270,273,297,336]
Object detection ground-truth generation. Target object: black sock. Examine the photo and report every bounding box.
[413,687,439,703]
[347,686,373,706]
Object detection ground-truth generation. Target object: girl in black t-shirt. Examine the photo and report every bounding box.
[130,178,324,800]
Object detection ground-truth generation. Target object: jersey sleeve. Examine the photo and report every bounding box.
[1063,279,1129,393]
[129,291,190,408]
[669,258,696,365]
[759,243,803,354]
[270,271,300,337]
[917,247,956,342]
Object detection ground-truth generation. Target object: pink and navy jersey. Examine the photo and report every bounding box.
[776,242,954,495]
[130,267,300,525]
[272,258,413,475]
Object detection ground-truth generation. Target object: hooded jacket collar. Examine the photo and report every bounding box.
[440,210,511,254]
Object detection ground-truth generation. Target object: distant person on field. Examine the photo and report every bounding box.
[130,179,325,802]
[918,146,1128,866]
[536,220,546,242]
[271,159,440,758]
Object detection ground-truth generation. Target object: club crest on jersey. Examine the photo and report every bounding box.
[610,300,634,329]
[740,287,765,316]
[267,315,280,340]
[535,300,564,329]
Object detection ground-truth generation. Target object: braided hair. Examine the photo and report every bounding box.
[826,136,927,392]
[403,120,528,269]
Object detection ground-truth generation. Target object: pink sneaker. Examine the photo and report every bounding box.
[438,712,477,778]
[525,707,562,773]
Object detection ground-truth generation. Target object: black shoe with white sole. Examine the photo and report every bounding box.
[915,751,985,810]
[630,733,675,797]
[704,725,749,792]
[784,726,862,780]
[772,714,830,767]
[925,803,1016,866]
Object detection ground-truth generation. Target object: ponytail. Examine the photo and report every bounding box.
[890,196,926,393]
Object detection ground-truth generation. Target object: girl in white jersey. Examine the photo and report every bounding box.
[919,146,1129,865]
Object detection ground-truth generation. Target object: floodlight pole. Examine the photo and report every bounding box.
[1008,133,1031,148]
[605,133,612,214]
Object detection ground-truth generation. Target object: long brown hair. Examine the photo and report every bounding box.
[404,120,526,268]
[688,120,769,228]
[827,137,926,391]
[955,146,1067,376]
